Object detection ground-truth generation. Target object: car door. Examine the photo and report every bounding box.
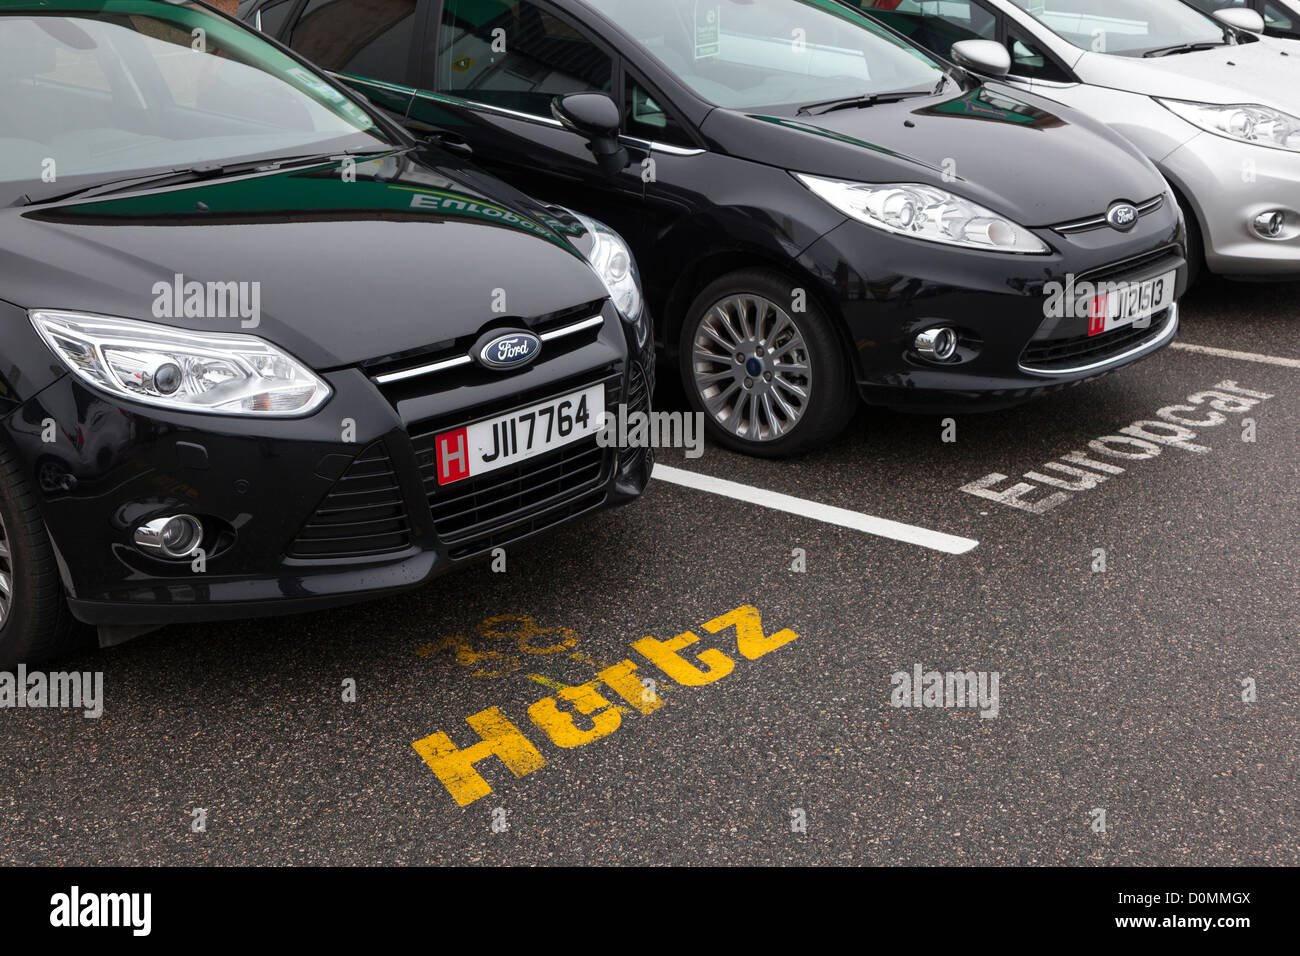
[408,0,647,245]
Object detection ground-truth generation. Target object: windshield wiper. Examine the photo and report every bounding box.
[1141,41,1225,58]
[12,146,411,207]
[796,85,936,117]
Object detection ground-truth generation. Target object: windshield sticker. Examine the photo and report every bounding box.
[695,2,721,59]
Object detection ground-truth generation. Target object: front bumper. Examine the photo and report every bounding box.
[1163,130,1300,278]
[8,302,654,628]
[796,205,1186,412]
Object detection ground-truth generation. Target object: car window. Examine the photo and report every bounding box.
[288,0,418,86]
[1008,25,1072,79]
[583,0,944,112]
[0,2,385,196]
[251,0,299,38]
[853,0,998,54]
[436,0,614,116]
[1180,0,1247,12]
[1006,0,1225,55]
[624,74,692,146]
[1263,1,1295,29]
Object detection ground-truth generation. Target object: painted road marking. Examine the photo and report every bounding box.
[961,380,1274,514]
[653,465,978,555]
[1172,342,1300,369]
[412,605,797,806]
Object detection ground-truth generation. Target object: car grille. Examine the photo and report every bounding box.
[1020,311,1172,371]
[408,368,622,560]
[1078,244,1181,285]
[288,443,413,559]
[1019,244,1181,373]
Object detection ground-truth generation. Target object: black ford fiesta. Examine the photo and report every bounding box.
[0,0,653,665]
[246,0,1188,457]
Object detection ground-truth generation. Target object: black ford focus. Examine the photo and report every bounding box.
[0,0,653,664]
[246,0,1188,457]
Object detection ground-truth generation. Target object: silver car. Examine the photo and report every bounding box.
[849,0,1300,279]
[1182,0,1300,42]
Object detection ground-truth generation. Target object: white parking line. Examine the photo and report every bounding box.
[653,465,979,555]
[1171,342,1300,369]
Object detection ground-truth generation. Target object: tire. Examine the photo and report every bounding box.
[0,441,83,668]
[678,269,856,458]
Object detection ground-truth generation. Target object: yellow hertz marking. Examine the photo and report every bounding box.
[703,605,800,660]
[411,707,546,808]
[525,674,572,694]
[411,606,796,806]
[415,633,520,679]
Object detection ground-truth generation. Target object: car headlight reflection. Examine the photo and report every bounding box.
[795,174,1050,254]
[1157,99,1300,152]
[572,213,649,347]
[30,311,331,416]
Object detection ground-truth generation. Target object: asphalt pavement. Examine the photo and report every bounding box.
[2,275,1296,865]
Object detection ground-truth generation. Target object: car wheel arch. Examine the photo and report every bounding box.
[661,249,857,379]
[1158,172,1206,282]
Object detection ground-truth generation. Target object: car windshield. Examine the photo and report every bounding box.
[582,0,946,111]
[0,0,389,199]
[1006,0,1226,55]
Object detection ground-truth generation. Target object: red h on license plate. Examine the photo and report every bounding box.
[436,427,470,485]
[1088,295,1107,336]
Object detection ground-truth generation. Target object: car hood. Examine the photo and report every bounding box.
[1073,37,1300,110]
[703,81,1166,226]
[0,150,609,370]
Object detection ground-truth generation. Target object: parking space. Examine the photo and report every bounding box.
[1,278,1296,865]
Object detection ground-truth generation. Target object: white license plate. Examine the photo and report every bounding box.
[433,384,604,486]
[1088,269,1176,336]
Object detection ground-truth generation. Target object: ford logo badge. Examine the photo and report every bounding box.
[1106,201,1139,232]
[476,330,542,371]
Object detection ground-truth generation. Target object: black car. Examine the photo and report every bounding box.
[242,0,1188,458]
[0,0,653,665]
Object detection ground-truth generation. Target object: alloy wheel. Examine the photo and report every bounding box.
[0,507,12,629]
[689,294,813,442]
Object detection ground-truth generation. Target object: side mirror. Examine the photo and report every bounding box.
[552,92,629,176]
[950,39,1011,78]
[1213,7,1266,33]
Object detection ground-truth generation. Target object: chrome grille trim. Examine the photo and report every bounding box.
[1018,304,1178,377]
[372,314,603,385]
[540,315,604,341]
[373,354,473,385]
[1053,195,1165,236]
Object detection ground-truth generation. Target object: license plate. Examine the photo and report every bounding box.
[1087,269,1176,336]
[433,384,604,486]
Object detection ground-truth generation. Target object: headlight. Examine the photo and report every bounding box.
[30,311,331,416]
[572,213,648,346]
[795,174,1050,254]
[1157,99,1300,152]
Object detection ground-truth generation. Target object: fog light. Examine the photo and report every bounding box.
[914,327,958,361]
[1252,210,1285,239]
[134,515,204,558]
